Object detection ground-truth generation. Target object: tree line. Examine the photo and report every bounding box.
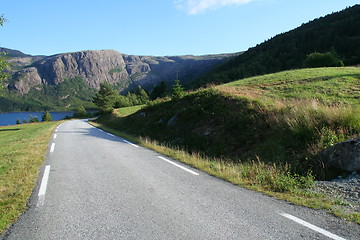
[193,4,360,88]
[93,80,185,114]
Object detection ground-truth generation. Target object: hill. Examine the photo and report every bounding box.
[0,48,236,112]
[193,4,360,88]
[98,67,360,179]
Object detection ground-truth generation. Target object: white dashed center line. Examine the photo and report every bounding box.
[50,143,55,153]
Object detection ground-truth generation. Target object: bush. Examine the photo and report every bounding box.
[74,106,87,118]
[304,52,344,68]
[42,111,52,122]
[29,115,39,123]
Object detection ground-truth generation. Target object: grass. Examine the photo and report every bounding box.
[116,105,145,117]
[220,67,360,107]
[0,121,61,234]
[95,67,360,224]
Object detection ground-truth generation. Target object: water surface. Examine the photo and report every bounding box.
[0,112,74,126]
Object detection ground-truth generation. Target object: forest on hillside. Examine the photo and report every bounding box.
[193,4,360,87]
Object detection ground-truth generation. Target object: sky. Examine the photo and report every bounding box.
[0,0,358,57]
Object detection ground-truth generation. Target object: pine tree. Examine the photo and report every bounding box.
[92,82,119,114]
[42,111,52,122]
[171,79,184,100]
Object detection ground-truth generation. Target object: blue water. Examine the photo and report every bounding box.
[0,112,74,126]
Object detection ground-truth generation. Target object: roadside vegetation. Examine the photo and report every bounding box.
[94,67,360,223]
[0,121,60,234]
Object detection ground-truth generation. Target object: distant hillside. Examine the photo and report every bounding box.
[193,4,360,87]
[0,47,32,58]
[0,49,235,111]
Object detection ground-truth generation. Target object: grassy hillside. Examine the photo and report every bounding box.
[193,5,360,88]
[220,67,360,107]
[95,67,360,222]
[0,121,60,234]
[98,67,359,179]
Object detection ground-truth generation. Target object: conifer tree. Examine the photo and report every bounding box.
[93,82,119,114]
[171,79,184,100]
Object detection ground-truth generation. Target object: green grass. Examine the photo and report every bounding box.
[221,67,360,107]
[0,121,61,234]
[95,67,360,223]
[116,105,145,117]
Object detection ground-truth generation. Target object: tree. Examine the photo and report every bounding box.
[74,106,87,118]
[0,15,6,26]
[171,79,184,100]
[135,85,149,103]
[92,82,119,114]
[29,115,39,123]
[42,111,53,122]
[0,15,9,89]
[150,81,167,100]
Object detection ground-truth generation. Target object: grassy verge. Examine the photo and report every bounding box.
[0,121,61,234]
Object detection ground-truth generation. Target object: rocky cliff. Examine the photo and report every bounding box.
[5,49,236,94]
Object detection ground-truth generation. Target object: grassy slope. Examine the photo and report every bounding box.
[97,67,360,223]
[100,68,360,176]
[220,67,360,107]
[0,121,60,234]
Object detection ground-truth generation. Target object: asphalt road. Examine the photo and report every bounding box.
[3,120,359,239]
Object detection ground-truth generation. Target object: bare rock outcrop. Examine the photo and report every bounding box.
[33,50,129,88]
[11,67,42,94]
[320,137,360,172]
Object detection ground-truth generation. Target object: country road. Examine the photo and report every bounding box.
[3,120,359,239]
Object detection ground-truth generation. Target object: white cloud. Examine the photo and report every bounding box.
[174,0,255,15]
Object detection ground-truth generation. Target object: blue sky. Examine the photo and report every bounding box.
[1,0,357,56]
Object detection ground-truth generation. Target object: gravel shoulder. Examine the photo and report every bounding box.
[314,173,360,214]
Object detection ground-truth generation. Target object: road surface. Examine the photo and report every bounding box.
[3,120,359,239]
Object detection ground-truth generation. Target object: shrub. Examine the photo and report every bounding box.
[304,52,344,68]
[42,111,52,122]
[74,106,87,118]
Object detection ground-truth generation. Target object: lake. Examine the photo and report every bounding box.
[0,111,74,126]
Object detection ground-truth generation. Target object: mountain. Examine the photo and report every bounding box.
[1,48,236,111]
[193,4,360,87]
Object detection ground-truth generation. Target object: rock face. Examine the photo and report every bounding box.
[5,48,236,94]
[320,137,360,172]
[12,67,42,94]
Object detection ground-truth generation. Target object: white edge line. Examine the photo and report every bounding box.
[123,139,139,148]
[38,165,51,196]
[54,133,57,139]
[279,213,346,240]
[50,143,55,153]
[37,165,51,207]
[107,133,115,137]
[158,156,199,176]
